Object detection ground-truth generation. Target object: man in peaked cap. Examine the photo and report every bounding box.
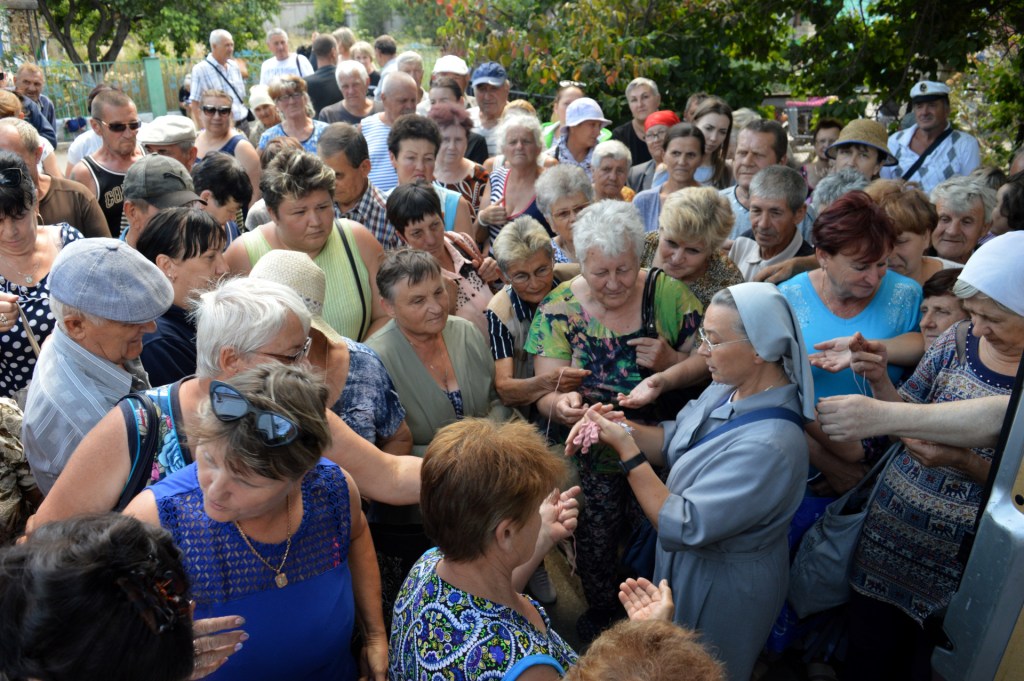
[881,79,981,193]
[137,115,198,170]
[121,155,205,247]
[22,238,175,494]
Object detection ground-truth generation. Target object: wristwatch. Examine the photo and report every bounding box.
[619,451,648,475]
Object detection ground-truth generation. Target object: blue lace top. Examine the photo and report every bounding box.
[389,548,577,680]
[151,461,357,680]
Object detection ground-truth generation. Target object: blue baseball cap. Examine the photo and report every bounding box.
[472,62,507,88]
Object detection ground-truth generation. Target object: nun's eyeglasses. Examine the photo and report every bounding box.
[697,327,750,351]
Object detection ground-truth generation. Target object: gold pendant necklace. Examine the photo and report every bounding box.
[234,493,293,588]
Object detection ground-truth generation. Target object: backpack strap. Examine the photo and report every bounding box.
[115,391,161,511]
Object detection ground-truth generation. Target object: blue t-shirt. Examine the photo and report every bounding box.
[779,271,922,399]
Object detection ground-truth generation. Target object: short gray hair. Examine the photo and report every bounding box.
[625,77,659,98]
[952,278,1016,316]
[0,116,39,155]
[535,164,594,219]
[932,176,997,224]
[812,168,869,215]
[376,249,442,302]
[574,200,644,269]
[335,60,368,88]
[708,288,746,335]
[592,140,631,169]
[209,29,232,48]
[193,277,311,378]
[749,165,807,213]
[266,27,288,42]
[492,217,554,273]
[49,298,106,333]
[380,71,417,97]
[396,51,423,70]
[496,112,543,155]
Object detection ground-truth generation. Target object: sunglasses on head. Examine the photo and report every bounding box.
[116,568,191,635]
[0,167,24,187]
[202,105,233,116]
[98,119,143,133]
[209,380,299,447]
[559,80,586,89]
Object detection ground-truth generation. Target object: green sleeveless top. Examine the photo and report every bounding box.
[243,219,373,340]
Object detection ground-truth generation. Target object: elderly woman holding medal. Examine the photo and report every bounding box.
[126,363,387,681]
[566,283,813,681]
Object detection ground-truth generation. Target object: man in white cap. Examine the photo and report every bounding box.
[430,54,476,110]
[137,115,198,170]
[881,80,980,193]
[189,29,252,133]
[22,238,174,494]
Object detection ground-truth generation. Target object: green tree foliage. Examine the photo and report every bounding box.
[354,0,400,38]
[312,0,349,30]
[437,0,793,122]
[38,0,281,64]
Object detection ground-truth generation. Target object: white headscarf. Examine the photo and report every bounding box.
[957,231,1024,317]
[727,282,815,420]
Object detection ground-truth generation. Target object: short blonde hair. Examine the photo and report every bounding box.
[565,620,725,681]
[658,186,734,251]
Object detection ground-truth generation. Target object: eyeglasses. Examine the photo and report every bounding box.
[209,380,300,447]
[201,105,233,116]
[559,80,586,89]
[697,327,750,351]
[98,119,143,133]
[551,202,591,222]
[509,264,553,286]
[644,130,667,142]
[276,92,304,103]
[0,167,25,187]
[254,336,311,364]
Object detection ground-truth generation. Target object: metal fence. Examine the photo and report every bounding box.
[40,54,269,125]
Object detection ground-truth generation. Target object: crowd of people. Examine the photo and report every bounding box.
[0,21,1022,681]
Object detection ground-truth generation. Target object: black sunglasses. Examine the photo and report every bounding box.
[0,167,25,187]
[98,119,143,133]
[209,381,299,447]
[201,105,233,116]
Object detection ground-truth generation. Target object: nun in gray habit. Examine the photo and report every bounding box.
[567,282,814,681]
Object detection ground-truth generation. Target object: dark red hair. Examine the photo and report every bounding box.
[812,190,895,262]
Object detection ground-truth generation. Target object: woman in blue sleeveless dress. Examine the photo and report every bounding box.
[126,364,387,681]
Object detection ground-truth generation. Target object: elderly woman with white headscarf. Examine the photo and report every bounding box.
[567,282,813,681]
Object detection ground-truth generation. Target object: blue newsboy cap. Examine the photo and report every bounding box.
[49,238,174,324]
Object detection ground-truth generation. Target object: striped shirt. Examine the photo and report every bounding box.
[22,328,150,494]
[362,114,399,192]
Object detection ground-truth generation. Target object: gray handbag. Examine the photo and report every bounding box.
[787,442,898,618]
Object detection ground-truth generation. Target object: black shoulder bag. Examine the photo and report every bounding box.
[901,127,954,181]
[206,57,255,122]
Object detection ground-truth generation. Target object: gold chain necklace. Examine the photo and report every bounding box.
[234,493,293,588]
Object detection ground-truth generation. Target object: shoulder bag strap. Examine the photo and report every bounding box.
[205,57,250,116]
[689,405,805,451]
[640,267,663,337]
[955,320,970,364]
[901,127,954,181]
[336,219,370,340]
[115,392,161,511]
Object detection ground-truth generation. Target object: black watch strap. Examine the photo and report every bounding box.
[619,451,648,475]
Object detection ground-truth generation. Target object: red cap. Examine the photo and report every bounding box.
[645,110,680,131]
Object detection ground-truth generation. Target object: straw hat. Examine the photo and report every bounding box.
[249,250,344,344]
[825,119,898,166]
